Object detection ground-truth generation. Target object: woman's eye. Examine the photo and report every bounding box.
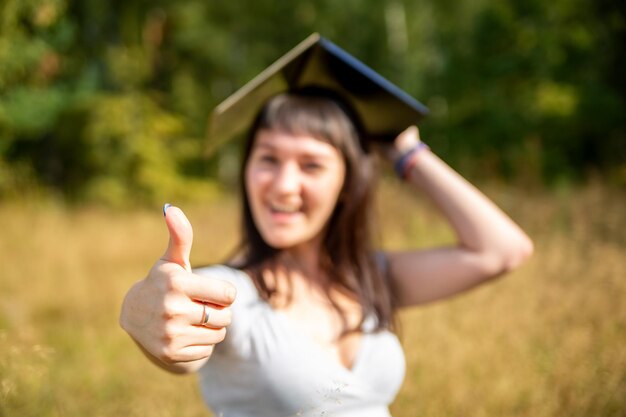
[303,162,323,171]
[258,155,278,164]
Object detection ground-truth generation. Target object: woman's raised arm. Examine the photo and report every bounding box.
[385,127,534,307]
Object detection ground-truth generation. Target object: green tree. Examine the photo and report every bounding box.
[1,0,624,204]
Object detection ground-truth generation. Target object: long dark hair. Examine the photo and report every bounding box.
[233,89,397,333]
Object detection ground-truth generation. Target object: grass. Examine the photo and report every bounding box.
[0,181,624,416]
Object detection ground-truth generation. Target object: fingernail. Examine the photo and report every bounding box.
[163,203,172,217]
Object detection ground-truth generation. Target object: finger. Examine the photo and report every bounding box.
[183,325,227,346]
[162,204,193,271]
[180,274,237,307]
[159,343,216,363]
[164,325,227,349]
[193,303,232,328]
[173,345,215,363]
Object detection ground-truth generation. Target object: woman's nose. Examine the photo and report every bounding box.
[272,162,301,194]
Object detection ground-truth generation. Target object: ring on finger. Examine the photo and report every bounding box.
[200,304,210,327]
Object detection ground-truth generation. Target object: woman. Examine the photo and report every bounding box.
[120,91,533,416]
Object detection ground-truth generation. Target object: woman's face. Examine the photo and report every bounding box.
[245,128,346,251]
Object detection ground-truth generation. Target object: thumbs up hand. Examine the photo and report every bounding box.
[120,205,237,373]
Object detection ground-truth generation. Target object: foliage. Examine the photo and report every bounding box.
[0,0,624,203]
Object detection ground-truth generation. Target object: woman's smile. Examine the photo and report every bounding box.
[268,200,303,223]
[269,199,301,214]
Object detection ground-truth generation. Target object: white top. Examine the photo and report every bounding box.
[195,265,406,417]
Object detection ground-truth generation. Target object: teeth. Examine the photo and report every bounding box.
[271,202,299,213]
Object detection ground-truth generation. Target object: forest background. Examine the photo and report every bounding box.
[1,0,624,203]
[1,1,625,416]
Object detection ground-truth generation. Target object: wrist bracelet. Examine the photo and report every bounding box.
[394,142,429,180]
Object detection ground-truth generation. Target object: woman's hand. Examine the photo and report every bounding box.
[378,126,429,180]
[119,205,236,374]
[385,125,422,163]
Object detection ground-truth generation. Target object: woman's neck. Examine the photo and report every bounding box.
[279,234,327,276]
[279,245,327,286]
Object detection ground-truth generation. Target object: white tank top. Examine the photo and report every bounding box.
[196,265,406,417]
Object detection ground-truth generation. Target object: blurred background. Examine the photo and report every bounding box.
[0,0,624,416]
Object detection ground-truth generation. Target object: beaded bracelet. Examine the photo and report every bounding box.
[393,141,430,180]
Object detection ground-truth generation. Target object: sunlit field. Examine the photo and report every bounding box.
[1,181,624,416]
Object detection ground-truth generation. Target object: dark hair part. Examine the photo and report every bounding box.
[233,90,397,333]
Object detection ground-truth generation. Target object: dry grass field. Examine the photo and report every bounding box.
[1,181,624,416]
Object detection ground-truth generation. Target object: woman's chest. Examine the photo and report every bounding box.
[203,307,406,415]
[274,287,365,370]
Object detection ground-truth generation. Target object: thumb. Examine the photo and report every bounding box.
[162,204,193,271]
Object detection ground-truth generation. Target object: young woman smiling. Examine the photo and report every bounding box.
[119,90,533,417]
